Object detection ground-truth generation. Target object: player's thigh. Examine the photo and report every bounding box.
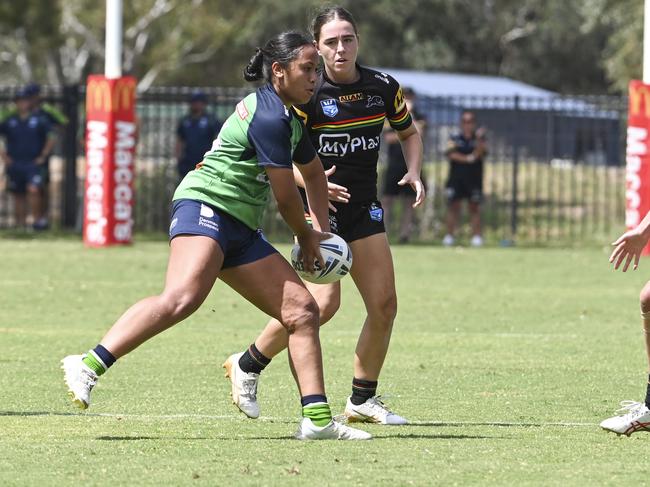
[219,253,317,325]
[164,235,224,304]
[348,233,397,311]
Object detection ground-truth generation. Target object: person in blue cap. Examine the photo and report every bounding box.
[0,87,56,229]
[24,83,69,230]
[174,90,222,179]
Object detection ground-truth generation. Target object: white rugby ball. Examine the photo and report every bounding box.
[291,233,352,284]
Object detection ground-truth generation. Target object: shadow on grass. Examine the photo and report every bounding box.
[407,421,593,427]
[0,411,81,417]
[95,433,504,441]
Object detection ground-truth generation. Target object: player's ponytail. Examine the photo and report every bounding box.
[243,48,265,82]
[243,31,313,84]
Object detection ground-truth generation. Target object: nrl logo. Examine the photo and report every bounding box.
[320,98,339,118]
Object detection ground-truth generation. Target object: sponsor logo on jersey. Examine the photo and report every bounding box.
[318,133,380,157]
[366,95,384,108]
[320,98,339,118]
[394,87,406,112]
[339,92,365,103]
[236,100,249,120]
[374,73,390,84]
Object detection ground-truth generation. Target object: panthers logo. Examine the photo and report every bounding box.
[366,95,384,108]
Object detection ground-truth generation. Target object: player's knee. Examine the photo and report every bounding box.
[283,294,319,335]
[640,283,650,313]
[370,293,397,325]
[160,289,204,320]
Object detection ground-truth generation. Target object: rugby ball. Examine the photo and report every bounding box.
[291,233,352,284]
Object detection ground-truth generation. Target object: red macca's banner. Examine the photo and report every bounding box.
[84,75,137,247]
[627,80,650,254]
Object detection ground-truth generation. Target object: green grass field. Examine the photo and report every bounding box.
[2,237,649,485]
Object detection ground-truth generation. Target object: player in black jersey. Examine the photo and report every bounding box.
[227,6,425,425]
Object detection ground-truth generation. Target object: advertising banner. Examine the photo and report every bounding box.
[84,75,137,247]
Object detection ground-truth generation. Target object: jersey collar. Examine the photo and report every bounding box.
[322,63,364,87]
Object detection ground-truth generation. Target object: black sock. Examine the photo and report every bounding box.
[350,377,378,406]
[645,374,650,409]
[238,343,271,374]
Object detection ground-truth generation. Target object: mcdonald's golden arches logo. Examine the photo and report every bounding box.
[629,82,650,118]
[86,77,136,112]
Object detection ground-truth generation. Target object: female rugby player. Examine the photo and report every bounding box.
[226,6,425,425]
[61,31,370,441]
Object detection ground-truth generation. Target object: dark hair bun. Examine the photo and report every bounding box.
[243,49,264,81]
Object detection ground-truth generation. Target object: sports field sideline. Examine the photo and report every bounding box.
[1,238,648,485]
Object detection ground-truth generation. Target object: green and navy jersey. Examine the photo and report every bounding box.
[173,83,316,230]
[295,65,413,203]
[0,104,68,126]
[36,104,68,126]
[0,112,52,163]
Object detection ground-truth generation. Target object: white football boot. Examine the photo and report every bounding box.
[344,396,408,425]
[222,352,260,419]
[61,354,98,409]
[295,418,372,440]
[600,400,650,436]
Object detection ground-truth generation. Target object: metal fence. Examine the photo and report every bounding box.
[0,85,629,245]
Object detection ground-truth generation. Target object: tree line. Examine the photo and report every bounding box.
[0,0,642,93]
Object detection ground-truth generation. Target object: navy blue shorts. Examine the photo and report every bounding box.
[169,199,277,269]
[6,162,43,193]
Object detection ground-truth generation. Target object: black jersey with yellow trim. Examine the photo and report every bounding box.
[295,65,413,204]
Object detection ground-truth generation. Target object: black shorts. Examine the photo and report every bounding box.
[445,176,483,204]
[328,200,386,243]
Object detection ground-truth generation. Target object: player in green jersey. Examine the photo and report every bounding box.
[61,31,371,441]
[226,6,424,426]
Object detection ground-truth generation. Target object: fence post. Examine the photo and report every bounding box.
[509,95,520,243]
[62,84,80,228]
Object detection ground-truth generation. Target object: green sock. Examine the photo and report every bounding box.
[82,352,106,376]
[302,402,332,427]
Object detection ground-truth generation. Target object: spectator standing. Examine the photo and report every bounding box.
[0,88,55,230]
[443,110,487,247]
[25,83,69,230]
[382,87,426,243]
[175,90,222,179]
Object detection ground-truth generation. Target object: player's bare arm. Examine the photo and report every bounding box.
[396,123,425,207]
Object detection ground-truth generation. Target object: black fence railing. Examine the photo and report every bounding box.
[0,85,629,245]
